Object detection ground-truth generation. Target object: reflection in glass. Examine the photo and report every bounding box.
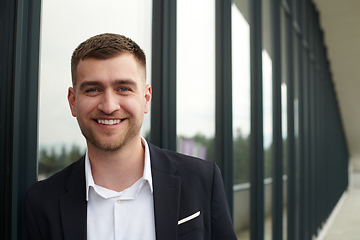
[38,0,152,179]
[176,0,215,161]
[263,50,273,240]
[263,50,273,179]
[232,1,251,239]
[282,84,288,168]
[232,3,251,185]
[281,7,288,238]
[282,82,288,239]
[262,0,273,238]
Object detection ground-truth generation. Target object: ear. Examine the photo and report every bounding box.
[68,87,77,117]
[144,84,152,114]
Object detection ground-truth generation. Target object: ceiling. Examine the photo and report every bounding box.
[313,0,360,170]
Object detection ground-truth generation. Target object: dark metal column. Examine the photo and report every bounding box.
[249,0,264,239]
[151,0,177,151]
[311,9,321,237]
[215,0,233,214]
[306,6,314,240]
[0,0,17,239]
[271,0,283,239]
[11,0,42,239]
[293,0,304,238]
[282,1,296,239]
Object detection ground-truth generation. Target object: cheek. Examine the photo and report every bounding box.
[76,98,97,116]
[121,98,144,114]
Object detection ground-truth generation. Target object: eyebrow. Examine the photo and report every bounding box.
[79,79,138,91]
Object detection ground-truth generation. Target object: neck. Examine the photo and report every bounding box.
[87,135,145,192]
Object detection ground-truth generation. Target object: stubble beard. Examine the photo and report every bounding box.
[78,118,143,152]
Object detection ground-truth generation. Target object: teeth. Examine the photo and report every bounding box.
[97,119,122,125]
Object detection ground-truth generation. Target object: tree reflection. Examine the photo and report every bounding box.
[233,129,250,184]
[38,144,84,180]
[38,131,281,184]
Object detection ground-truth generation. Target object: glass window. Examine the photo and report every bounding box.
[281,6,288,239]
[262,0,273,238]
[38,0,153,179]
[232,0,251,238]
[176,0,215,161]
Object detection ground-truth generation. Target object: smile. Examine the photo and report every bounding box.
[97,119,122,125]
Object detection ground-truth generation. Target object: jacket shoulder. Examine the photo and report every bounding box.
[148,143,218,180]
[27,156,85,198]
[163,148,214,171]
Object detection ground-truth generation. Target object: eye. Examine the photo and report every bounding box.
[118,87,131,92]
[84,88,100,95]
[86,88,98,92]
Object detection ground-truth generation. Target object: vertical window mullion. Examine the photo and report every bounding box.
[215,0,233,215]
[12,0,41,239]
[249,0,264,239]
[151,0,177,150]
[283,0,296,239]
[0,0,17,238]
[271,0,283,239]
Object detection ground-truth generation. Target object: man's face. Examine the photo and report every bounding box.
[68,53,151,152]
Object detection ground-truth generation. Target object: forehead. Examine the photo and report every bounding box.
[76,53,146,85]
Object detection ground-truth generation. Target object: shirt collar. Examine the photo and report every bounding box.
[142,137,153,193]
[85,137,153,201]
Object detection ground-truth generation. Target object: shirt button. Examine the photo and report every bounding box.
[117,200,123,204]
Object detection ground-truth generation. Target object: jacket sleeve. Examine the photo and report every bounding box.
[210,162,238,240]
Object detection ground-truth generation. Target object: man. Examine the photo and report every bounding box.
[25,33,237,240]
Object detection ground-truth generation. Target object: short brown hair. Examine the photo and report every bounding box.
[71,33,146,86]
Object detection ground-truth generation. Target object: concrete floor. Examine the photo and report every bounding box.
[236,188,360,240]
[317,188,360,240]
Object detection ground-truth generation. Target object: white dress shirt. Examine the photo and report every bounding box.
[85,138,156,240]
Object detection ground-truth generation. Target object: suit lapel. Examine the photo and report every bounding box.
[149,144,181,240]
[60,157,87,240]
[58,145,181,240]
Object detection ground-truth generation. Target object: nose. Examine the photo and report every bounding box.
[97,91,121,114]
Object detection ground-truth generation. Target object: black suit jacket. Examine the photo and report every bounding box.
[25,143,237,240]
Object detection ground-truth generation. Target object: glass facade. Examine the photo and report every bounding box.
[1,0,350,239]
[176,0,215,161]
[262,0,273,238]
[38,0,153,179]
[232,1,251,237]
[232,1,250,185]
[281,6,288,239]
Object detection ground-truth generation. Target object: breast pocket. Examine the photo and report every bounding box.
[177,211,204,239]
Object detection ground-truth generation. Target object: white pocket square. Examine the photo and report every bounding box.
[178,211,201,225]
